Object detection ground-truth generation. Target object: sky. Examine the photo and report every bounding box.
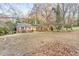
[0,3,34,17]
[12,3,33,15]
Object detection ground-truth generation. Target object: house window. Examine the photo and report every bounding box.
[21,27,25,30]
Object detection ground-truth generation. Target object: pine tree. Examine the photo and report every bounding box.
[55,4,62,31]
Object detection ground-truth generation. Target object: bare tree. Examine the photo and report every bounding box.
[32,4,40,25]
[40,4,53,24]
[77,4,79,26]
[60,3,69,26]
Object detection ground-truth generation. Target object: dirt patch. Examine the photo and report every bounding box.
[31,40,79,56]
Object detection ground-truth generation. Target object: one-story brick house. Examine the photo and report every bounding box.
[16,23,53,33]
[16,23,36,33]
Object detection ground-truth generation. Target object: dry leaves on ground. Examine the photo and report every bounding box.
[31,40,79,56]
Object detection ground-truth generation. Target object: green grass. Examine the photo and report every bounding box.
[73,27,79,30]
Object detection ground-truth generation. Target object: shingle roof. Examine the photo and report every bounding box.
[16,23,32,28]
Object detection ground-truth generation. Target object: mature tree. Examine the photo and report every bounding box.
[77,4,79,26]
[64,3,74,30]
[52,4,62,31]
[60,3,69,26]
[40,4,53,24]
[30,4,40,25]
[5,21,16,34]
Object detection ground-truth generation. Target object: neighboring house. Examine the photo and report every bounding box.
[16,23,36,33]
